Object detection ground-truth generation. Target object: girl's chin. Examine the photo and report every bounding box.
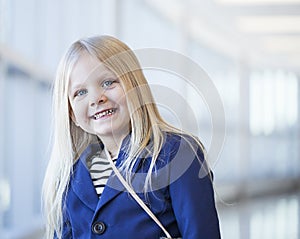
[94,128,130,139]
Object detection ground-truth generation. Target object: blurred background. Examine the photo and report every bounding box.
[0,0,299,238]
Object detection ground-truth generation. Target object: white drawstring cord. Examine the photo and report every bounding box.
[104,148,172,239]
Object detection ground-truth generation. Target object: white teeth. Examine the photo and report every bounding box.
[94,109,115,120]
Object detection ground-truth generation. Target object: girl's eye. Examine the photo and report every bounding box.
[102,79,117,88]
[74,89,87,97]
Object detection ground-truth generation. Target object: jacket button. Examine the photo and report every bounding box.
[92,221,106,234]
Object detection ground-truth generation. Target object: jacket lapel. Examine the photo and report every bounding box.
[95,172,125,210]
[94,151,126,211]
[95,152,146,211]
[78,134,145,212]
[71,158,98,211]
[70,144,102,211]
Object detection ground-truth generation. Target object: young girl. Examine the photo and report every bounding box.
[42,35,221,239]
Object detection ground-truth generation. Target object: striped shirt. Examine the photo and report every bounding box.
[88,150,117,197]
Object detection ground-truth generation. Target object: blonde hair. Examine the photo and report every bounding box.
[42,35,206,239]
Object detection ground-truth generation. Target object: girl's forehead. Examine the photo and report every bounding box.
[69,54,116,84]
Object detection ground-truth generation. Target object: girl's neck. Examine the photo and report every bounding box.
[99,133,127,158]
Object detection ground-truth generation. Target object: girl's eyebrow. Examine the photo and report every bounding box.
[69,83,85,93]
[87,68,116,80]
[86,63,115,80]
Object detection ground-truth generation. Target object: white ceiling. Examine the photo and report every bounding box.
[146,0,300,71]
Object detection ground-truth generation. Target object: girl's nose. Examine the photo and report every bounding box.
[90,92,107,107]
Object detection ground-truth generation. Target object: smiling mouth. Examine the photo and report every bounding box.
[93,108,116,120]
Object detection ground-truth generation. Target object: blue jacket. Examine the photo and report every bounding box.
[60,133,221,238]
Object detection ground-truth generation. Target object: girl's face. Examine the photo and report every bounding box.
[68,53,131,139]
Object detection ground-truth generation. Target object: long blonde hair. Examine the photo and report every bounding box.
[42,35,206,239]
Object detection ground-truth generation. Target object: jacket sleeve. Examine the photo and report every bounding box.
[168,140,221,239]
